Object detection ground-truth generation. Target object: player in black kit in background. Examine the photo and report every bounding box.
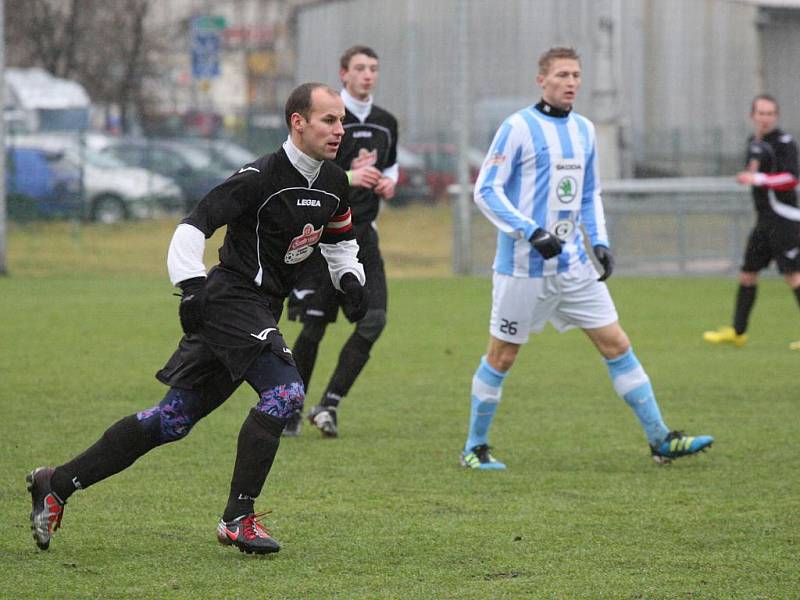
[703,95,800,350]
[285,46,399,437]
[25,83,367,555]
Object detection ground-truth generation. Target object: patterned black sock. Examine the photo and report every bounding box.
[733,284,757,335]
[223,409,283,522]
[322,332,373,403]
[52,415,157,501]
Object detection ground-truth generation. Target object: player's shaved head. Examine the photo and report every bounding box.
[285,82,340,128]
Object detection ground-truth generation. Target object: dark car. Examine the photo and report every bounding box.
[5,146,83,220]
[179,138,258,173]
[394,146,433,205]
[95,138,228,212]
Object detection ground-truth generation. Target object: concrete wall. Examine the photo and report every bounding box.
[294,0,783,177]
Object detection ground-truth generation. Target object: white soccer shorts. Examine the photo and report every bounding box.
[489,261,619,344]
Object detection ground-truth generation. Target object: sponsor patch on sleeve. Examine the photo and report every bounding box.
[487,152,506,166]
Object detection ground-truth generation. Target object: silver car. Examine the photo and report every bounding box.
[9,134,185,223]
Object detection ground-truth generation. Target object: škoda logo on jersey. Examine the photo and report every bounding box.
[284,223,323,264]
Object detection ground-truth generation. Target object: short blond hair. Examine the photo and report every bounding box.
[538,47,580,75]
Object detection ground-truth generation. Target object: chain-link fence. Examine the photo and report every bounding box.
[459,178,753,277]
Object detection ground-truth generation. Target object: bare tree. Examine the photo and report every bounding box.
[5,0,164,132]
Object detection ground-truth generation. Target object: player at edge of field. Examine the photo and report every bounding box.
[25,82,368,554]
[460,46,714,470]
[703,94,800,350]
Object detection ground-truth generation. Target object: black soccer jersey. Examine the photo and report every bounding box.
[745,128,799,219]
[183,147,354,298]
[337,104,398,224]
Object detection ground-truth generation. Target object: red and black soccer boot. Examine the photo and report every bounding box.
[216,511,281,554]
[26,467,66,550]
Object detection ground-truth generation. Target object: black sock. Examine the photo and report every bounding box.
[51,415,157,501]
[793,286,800,309]
[322,333,373,404]
[733,284,757,335]
[292,322,326,390]
[223,409,283,522]
[292,333,320,390]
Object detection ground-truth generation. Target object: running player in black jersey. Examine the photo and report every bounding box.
[285,46,399,437]
[704,95,800,349]
[25,83,367,555]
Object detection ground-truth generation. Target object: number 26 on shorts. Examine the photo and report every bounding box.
[499,319,518,336]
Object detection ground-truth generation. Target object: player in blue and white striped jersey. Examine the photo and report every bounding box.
[460,47,713,470]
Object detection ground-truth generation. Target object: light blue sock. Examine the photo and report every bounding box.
[606,348,669,446]
[464,356,508,452]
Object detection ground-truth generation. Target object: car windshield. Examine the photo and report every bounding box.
[169,144,214,170]
[213,141,256,168]
[81,148,127,168]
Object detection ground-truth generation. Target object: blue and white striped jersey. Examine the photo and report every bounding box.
[474,105,609,278]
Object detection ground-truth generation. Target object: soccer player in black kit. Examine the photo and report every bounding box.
[704,95,800,349]
[25,83,367,555]
[285,46,399,437]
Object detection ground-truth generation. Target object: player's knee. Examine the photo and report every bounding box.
[599,335,630,360]
[136,388,199,444]
[491,353,516,372]
[784,272,800,289]
[300,320,327,343]
[486,344,519,372]
[355,309,386,343]
[255,381,305,420]
[739,272,758,286]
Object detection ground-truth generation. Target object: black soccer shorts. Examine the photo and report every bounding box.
[157,266,294,390]
[741,219,800,274]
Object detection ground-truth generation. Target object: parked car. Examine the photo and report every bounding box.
[394,145,433,205]
[404,143,484,199]
[5,146,82,220]
[91,137,229,212]
[10,134,185,223]
[194,138,258,172]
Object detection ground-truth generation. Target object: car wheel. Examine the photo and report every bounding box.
[91,195,128,224]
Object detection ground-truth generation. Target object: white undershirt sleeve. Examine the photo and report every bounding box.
[319,239,365,291]
[381,163,399,183]
[167,223,207,286]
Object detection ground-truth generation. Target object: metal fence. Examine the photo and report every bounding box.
[459,178,754,277]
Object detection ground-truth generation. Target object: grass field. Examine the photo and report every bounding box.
[1,208,798,599]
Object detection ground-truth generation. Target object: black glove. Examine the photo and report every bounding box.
[529,227,563,259]
[593,245,614,282]
[177,277,207,334]
[340,272,368,323]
